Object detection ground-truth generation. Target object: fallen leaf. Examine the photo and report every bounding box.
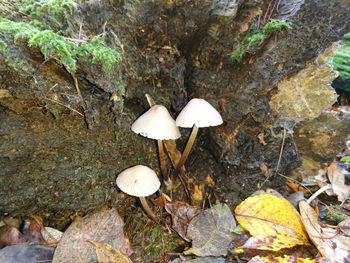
[0,244,54,263]
[170,257,225,263]
[165,201,201,242]
[86,240,132,263]
[299,200,350,263]
[184,204,235,256]
[164,139,185,172]
[339,218,350,235]
[41,227,63,243]
[327,163,350,202]
[192,184,204,206]
[205,175,215,186]
[248,255,329,263]
[235,194,309,251]
[52,207,129,263]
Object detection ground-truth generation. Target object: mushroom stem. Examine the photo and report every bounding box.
[158,140,171,187]
[173,124,199,177]
[139,197,165,226]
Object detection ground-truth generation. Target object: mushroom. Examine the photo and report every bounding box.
[116,165,165,225]
[131,105,181,187]
[174,98,223,176]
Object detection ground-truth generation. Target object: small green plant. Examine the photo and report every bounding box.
[231,19,291,62]
[325,205,348,224]
[340,156,350,162]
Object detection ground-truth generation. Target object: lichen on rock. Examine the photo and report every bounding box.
[269,44,339,129]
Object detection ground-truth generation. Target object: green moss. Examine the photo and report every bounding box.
[0,18,123,74]
[29,29,77,70]
[79,39,123,73]
[325,205,348,224]
[231,20,291,62]
[19,0,77,30]
[0,39,6,50]
[263,19,292,34]
[331,33,350,91]
[147,225,179,257]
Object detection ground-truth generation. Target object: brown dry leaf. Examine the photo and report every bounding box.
[235,194,309,251]
[327,163,350,202]
[165,201,201,242]
[192,184,204,206]
[164,139,185,172]
[86,240,132,263]
[299,200,350,263]
[205,175,215,186]
[339,218,350,235]
[52,207,129,263]
[249,255,328,263]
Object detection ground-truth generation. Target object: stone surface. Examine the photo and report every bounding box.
[270,45,339,129]
[295,110,350,163]
[1,0,350,226]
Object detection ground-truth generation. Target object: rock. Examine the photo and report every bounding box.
[295,110,350,163]
[270,44,339,129]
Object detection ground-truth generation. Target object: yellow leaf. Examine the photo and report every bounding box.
[235,194,309,250]
[86,240,133,263]
[249,255,328,263]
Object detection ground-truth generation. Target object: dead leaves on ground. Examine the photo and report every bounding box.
[248,255,329,263]
[52,207,131,263]
[325,162,350,202]
[165,201,201,242]
[299,201,350,263]
[235,194,309,251]
[184,204,236,257]
[86,241,132,263]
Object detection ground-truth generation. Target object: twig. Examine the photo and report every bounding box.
[71,72,86,110]
[208,195,219,229]
[44,83,58,97]
[274,127,286,177]
[259,128,286,189]
[263,1,272,24]
[78,23,83,44]
[42,97,84,117]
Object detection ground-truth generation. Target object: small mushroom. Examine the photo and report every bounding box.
[174,98,223,176]
[131,105,181,187]
[116,165,165,225]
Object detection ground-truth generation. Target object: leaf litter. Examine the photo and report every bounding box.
[52,207,130,263]
[184,204,236,257]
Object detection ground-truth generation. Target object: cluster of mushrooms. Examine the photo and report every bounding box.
[116,98,223,225]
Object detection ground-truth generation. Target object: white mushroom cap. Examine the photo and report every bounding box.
[176,98,223,128]
[131,105,181,140]
[116,165,160,197]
